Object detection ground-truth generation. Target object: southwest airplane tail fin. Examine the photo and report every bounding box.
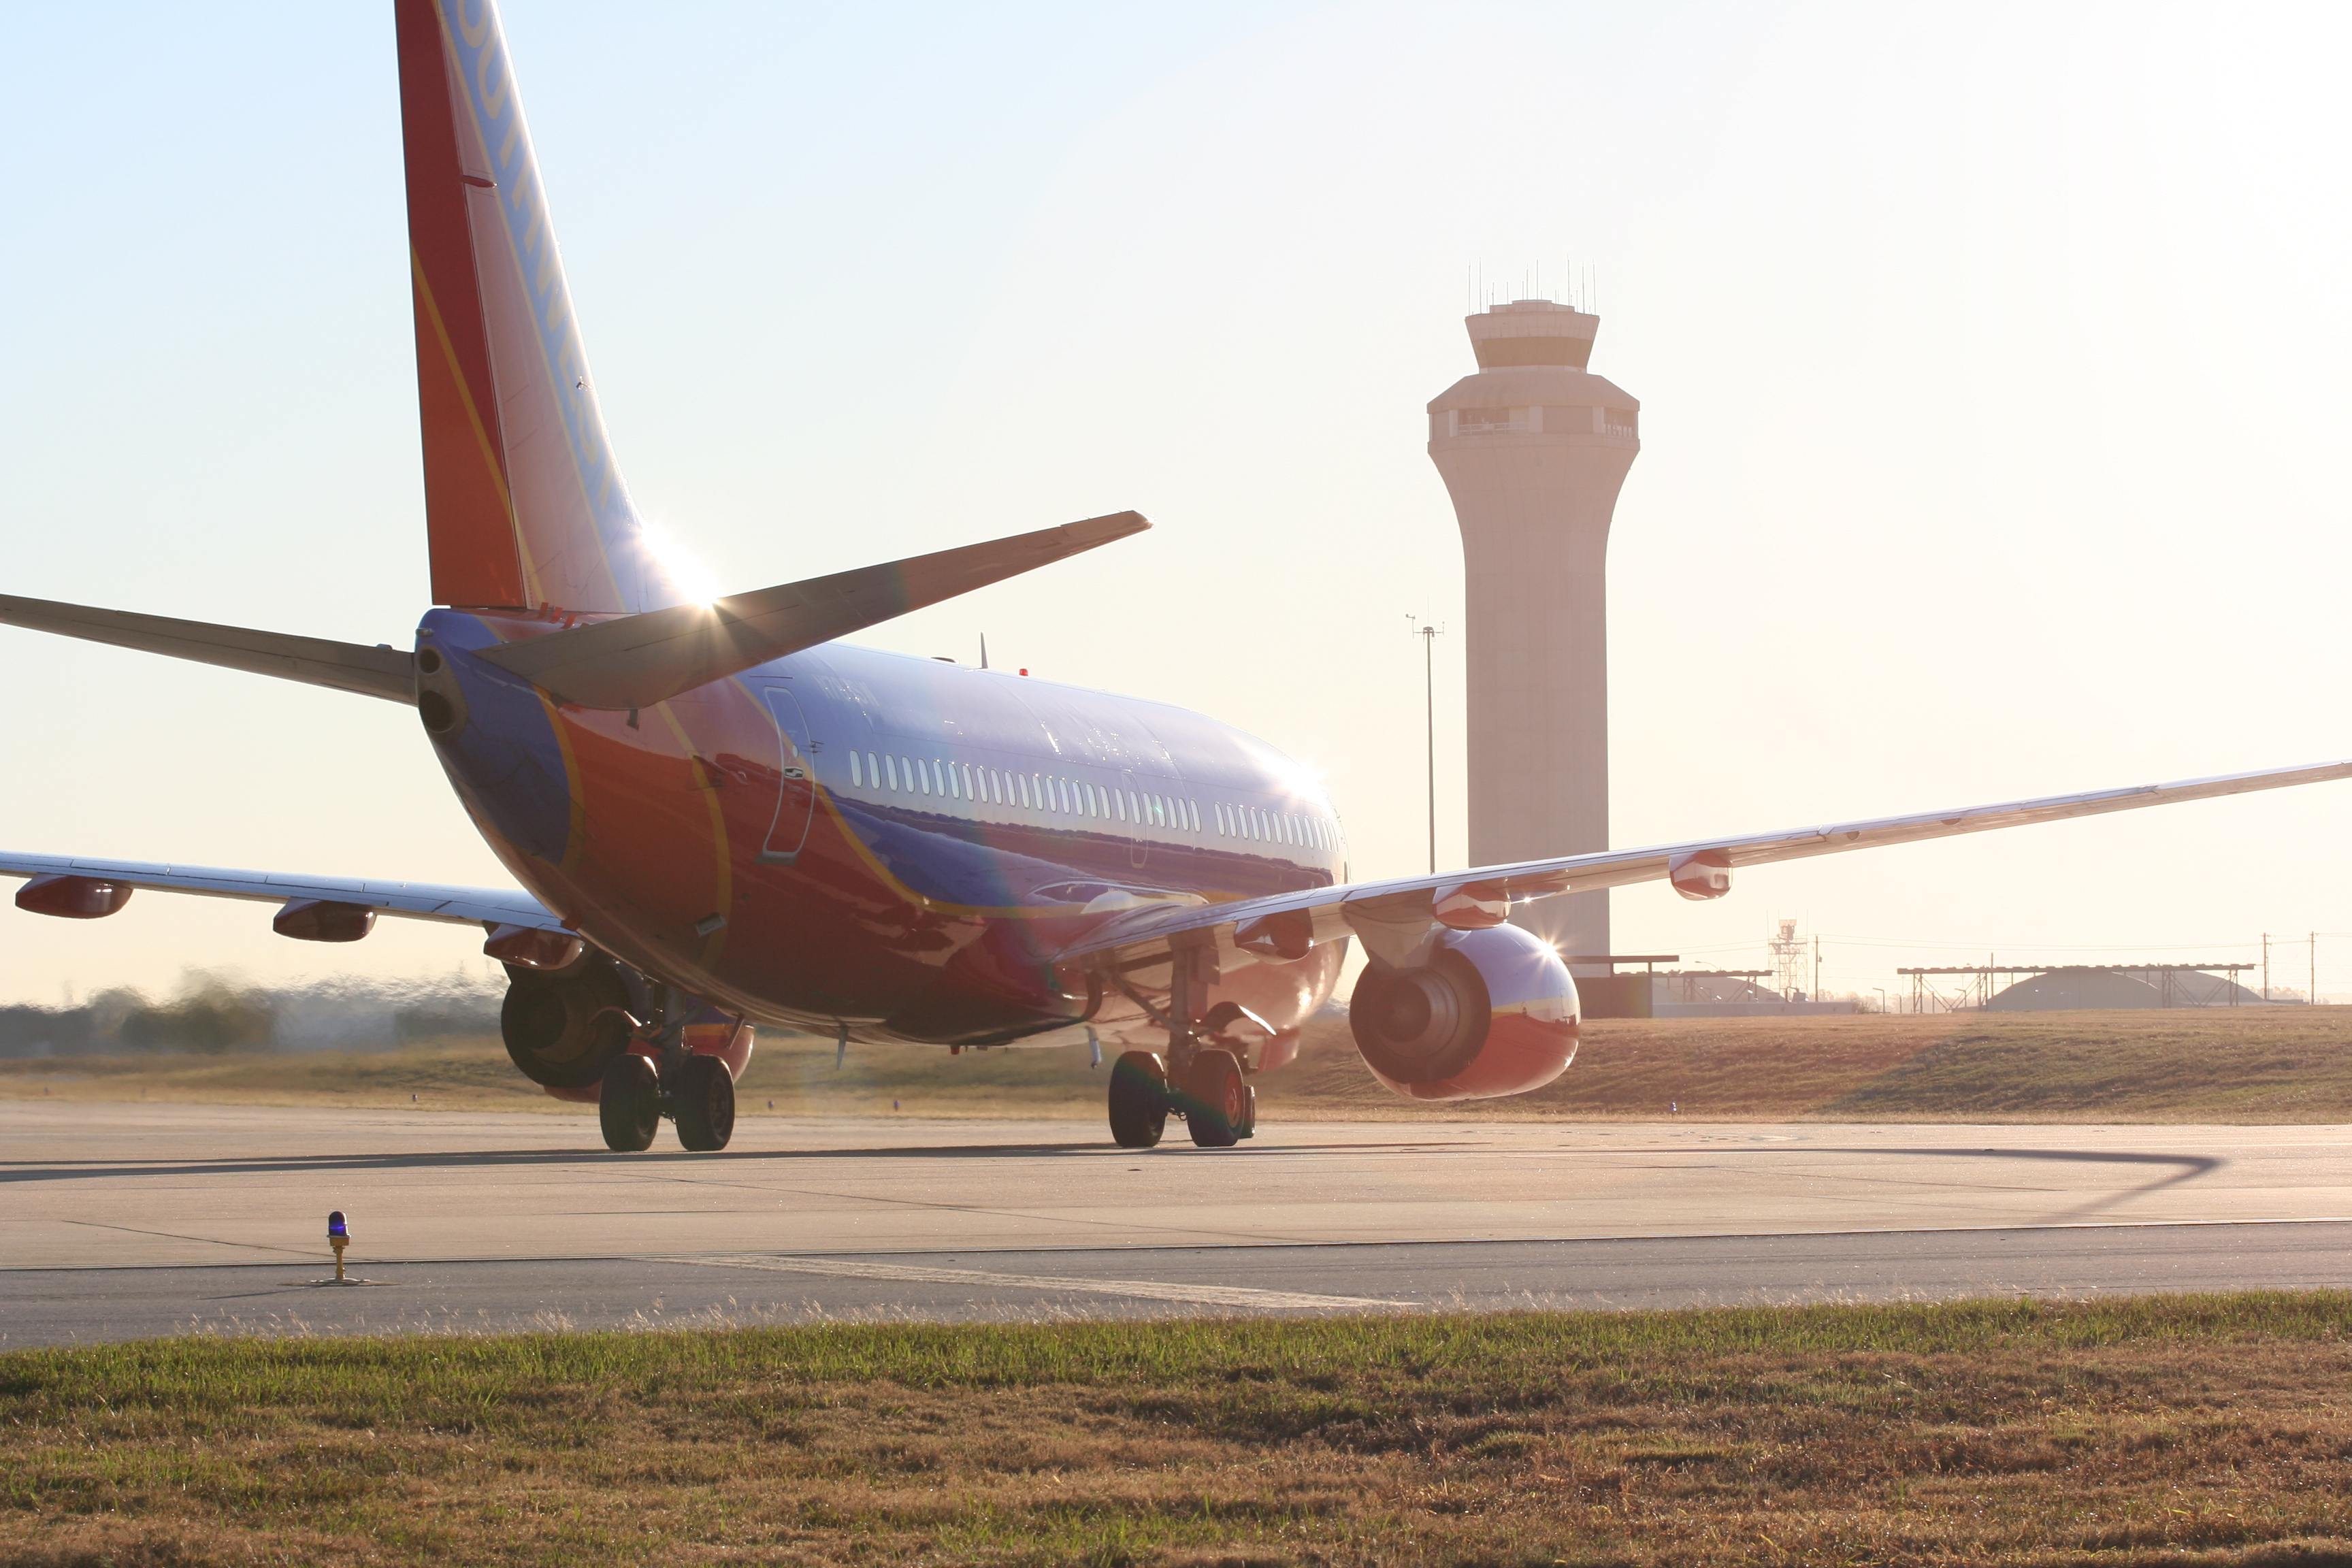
[0,2,1152,712]
[397,0,666,617]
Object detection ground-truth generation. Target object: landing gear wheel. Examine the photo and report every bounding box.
[1108,1051,1169,1149]
[598,1054,659,1152]
[672,1054,736,1152]
[1183,1049,1248,1149]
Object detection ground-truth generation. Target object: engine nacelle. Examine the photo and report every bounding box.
[1348,923,1579,1101]
[500,955,634,1090]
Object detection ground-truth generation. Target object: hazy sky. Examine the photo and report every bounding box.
[5,1,2351,1008]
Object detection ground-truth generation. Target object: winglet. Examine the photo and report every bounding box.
[474,511,1149,708]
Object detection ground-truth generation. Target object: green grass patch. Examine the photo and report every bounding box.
[7,1294,2352,1564]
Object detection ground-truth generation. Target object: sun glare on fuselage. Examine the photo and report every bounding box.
[640,520,720,607]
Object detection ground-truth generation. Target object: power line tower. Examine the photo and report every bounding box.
[1769,918,1808,1002]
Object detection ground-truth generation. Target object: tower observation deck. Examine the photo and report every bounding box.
[1427,299,1640,970]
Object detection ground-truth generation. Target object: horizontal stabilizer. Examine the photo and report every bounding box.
[474,511,1150,708]
[0,594,415,704]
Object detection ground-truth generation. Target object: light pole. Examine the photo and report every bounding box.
[1407,615,1443,875]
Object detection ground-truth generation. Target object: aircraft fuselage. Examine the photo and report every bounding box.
[422,608,1348,1051]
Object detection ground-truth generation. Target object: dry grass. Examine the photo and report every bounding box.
[1259,1007,2352,1124]
[0,1032,1103,1120]
[0,1035,559,1112]
[7,1294,2352,1565]
[9,1007,2352,1125]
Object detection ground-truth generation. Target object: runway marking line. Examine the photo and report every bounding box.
[53,1219,318,1258]
[606,1169,1345,1250]
[10,1217,2352,1274]
[657,1254,1411,1311]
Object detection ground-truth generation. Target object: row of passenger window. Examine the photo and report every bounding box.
[845,748,1343,857]
[1214,800,1339,852]
[850,749,1203,832]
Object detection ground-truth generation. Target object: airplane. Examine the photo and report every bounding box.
[4,0,2346,1156]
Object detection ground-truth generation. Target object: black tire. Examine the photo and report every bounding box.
[1107,1050,1169,1149]
[1183,1049,1247,1149]
[673,1054,736,1152]
[598,1054,659,1153]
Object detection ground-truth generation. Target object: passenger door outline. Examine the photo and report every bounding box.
[760,686,815,864]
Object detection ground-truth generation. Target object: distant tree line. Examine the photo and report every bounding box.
[0,970,502,1057]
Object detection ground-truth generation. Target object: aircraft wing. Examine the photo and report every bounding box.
[1057,758,2352,972]
[0,851,562,930]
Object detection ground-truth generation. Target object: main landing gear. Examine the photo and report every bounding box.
[599,1049,739,1153]
[1107,1048,1256,1148]
[1107,1050,1169,1147]
[672,1055,737,1152]
[595,990,741,1154]
[600,1054,660,1151]
[1105,942,1259,1150]
[498,955,744,1154]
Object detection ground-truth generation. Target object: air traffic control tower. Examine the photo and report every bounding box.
[1428,299,1639,969]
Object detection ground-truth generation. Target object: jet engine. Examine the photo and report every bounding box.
[499,952,636,1090]
[1348,923,1579,1101]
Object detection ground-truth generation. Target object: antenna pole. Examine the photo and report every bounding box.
[1409,615,1443,874]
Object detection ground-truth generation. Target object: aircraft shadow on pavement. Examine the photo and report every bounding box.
[0,1142,2224,1213]
[1764,1145,2225,1222]
[0,1141,1112,1183]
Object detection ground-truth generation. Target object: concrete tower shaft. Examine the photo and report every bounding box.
[1427,299,1639,968]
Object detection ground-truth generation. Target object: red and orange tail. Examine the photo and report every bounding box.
[396,0,674,617]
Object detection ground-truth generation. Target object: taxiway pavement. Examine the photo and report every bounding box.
[5,1222,2352,1347]
[3,1102,2347,1345]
